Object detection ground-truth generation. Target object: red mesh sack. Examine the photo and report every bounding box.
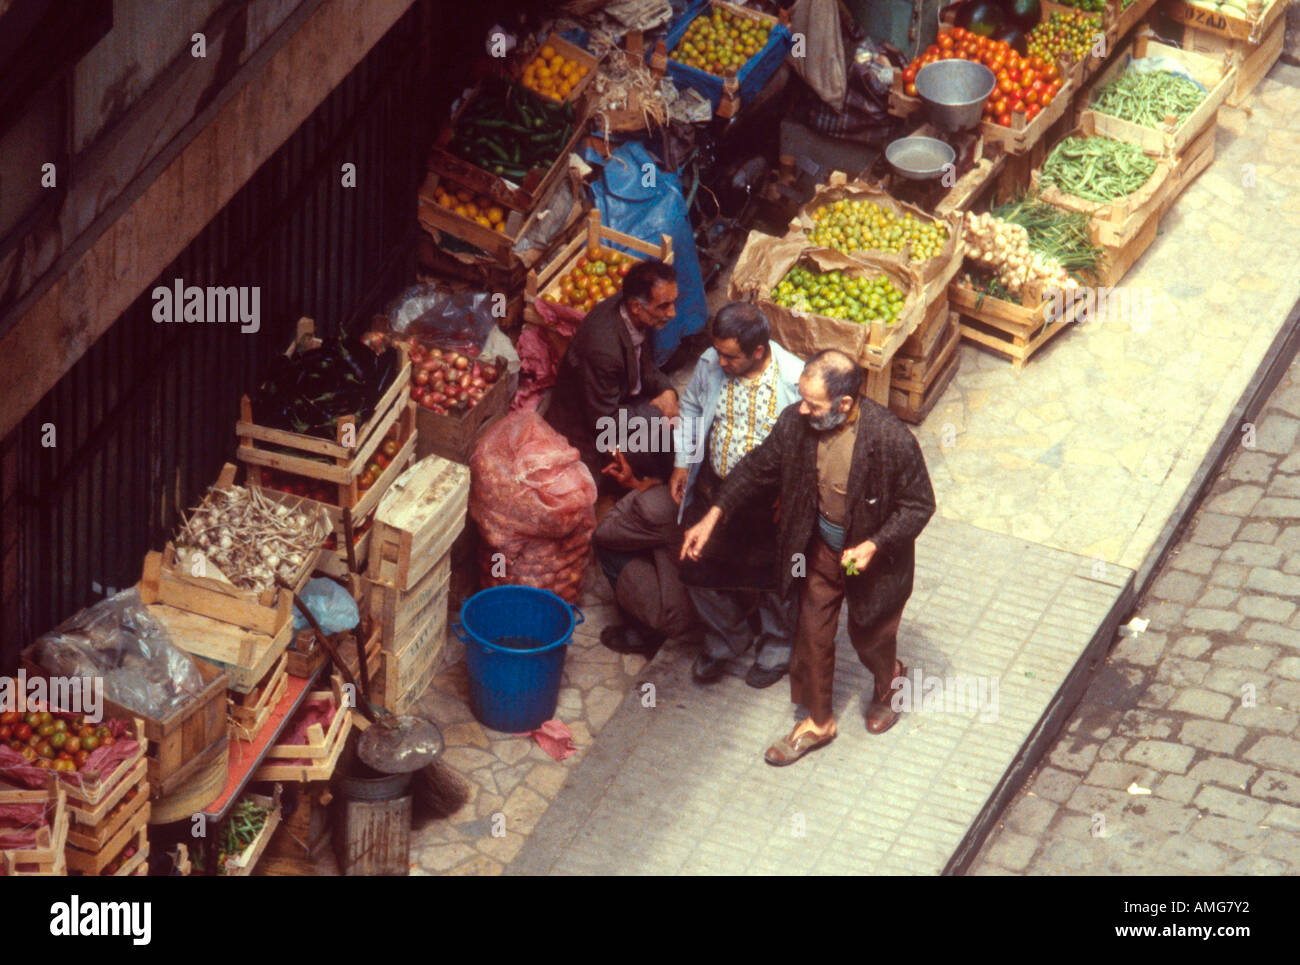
[469,410,596,603]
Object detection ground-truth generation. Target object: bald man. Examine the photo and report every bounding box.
[682,349,936,765]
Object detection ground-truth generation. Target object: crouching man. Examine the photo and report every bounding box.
[681,349,936,765]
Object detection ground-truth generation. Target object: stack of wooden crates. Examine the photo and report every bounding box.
[365,455,471,714]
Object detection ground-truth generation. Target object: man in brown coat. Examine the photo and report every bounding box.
[682,349,936,765]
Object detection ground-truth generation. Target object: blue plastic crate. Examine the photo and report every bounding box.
[661,0,792,111]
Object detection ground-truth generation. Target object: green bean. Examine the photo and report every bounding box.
[1040,136,1156,203]
[1092,68,1206,128]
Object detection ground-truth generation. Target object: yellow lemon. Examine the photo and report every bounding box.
[488,205,505,224]
[540,44,556,59]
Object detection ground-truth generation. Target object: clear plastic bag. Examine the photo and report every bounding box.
[384,283,498,352]
[31,588,206,719]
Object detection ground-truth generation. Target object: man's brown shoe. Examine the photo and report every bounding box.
[764,721,836,766]
[865,660,907,735]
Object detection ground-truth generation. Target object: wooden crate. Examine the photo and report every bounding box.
[379,643,441,716]
[253,679,352,783]
[415,372,512,466]
[335,793,412,876]
[523,209,674,326]
[517,31,600,105]
[68,821,149,876]
[369,554,452,651]
[951,276,1090,368]
[1163,0,1286,43]
[374,579,450,702]
[237,318,412,507]
[0,782,68,876]
[228,651,290,742]
[428,78,587,213]
[65,778,148,852]
[18,649,225,800]
[264,782,333,862]
[146,601,293,695]
[219,791,282,876]
[894,296,954,379]
[1079,35,1236,157]
[286,623,380,683]
[66,790,150,875]
[1032,118,1174,248]
[1171,0,1289,105]
[367,456,470,592]
[890,317,962,425]
[142,463,324,637]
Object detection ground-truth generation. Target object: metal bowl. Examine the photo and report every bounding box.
[915,59,996,133]
[885,136,956,181]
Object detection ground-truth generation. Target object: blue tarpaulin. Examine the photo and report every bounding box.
[583,142,706,366]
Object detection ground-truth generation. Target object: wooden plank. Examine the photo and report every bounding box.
[148,601,294,694]
[366,456,470,591]
[66,756,149,827]
[1162,0,1286,43]
[221,792,282,876]
[66,806,150,875]
[65,781,149,851]
[890,331,961,425]
[951,279,1086,369]
[261,681,352,762]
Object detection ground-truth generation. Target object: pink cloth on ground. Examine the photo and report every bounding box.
[526,719,576,761]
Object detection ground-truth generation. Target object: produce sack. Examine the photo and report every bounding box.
[30,588,206,720]
[729,230,926,368]
[789,177,964,305]
[385,283,499,356]
[584,141,706,365]
[787,0,847,110]
[469,410,596,603]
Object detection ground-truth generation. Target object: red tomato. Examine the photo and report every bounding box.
[0,711,18,726]
[997,112,1012,127]
[1040,90,1054,107]
[1027,103,1042,119]
[1024,89,1039,105]
[905,82,918,96]
[994,97,1008,116]
[902,66,916,83]
[15,723,31,742]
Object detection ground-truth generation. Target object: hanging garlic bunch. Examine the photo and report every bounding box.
[963,211,1079,296]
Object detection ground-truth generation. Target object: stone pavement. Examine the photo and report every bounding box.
[971,352,1300,875]
[506,517,1126,875]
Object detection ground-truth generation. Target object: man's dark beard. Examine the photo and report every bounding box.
[808,408,848,432]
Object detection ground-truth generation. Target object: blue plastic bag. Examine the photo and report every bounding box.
[583,142,707,365]
[662,0,793,111]
[292,577,360,634]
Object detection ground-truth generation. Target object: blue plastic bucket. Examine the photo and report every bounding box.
[454,586,584,733]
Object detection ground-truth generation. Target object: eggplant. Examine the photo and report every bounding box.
[995,25,1029,55]
[1000,0,1041,30]
[956,0,1004,36]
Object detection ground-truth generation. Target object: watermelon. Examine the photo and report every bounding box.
[995,25,1029,54]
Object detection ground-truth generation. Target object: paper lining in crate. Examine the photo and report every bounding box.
[237,318,412,510]
[140,464,327,638]
[728,229,929,372]
[1031,119,1174,250]
[788,174,964,310]
[253,676,352,783]
[1079,34,1236,157]
[367,455,470,592]
[0,782,69,876]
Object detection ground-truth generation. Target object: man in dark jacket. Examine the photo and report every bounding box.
[545,260,680,489]
[682,349,936,766]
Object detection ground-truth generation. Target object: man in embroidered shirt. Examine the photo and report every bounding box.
[672,304,803,688]
[682,349,936,765]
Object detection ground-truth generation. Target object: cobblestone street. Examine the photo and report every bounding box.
[971,354,1300,876]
